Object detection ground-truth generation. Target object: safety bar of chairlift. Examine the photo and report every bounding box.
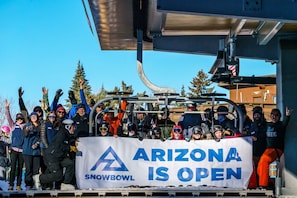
[89,97,113,136]
[89,96,244,136]
[189,97,244,133]
[89,97,160,136]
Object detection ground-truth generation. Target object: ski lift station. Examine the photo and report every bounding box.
[2,0,297,197]
[86,0,297,197]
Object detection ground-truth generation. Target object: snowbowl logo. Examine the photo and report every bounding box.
[91,146,128,171]
[85,146,134,181]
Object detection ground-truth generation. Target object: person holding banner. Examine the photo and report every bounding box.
[151,126,161,139]
[190,125,204,140]
[126,123,138,138]
[214,106,236,133]
[98,121,113,137]
[250,107,267,169]
[211,125,225,141]
[39,119,77,191]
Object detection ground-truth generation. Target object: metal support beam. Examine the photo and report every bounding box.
[153,35,279,61]
[256,21,284,45]
[229,19,247,37]
[157,0,297,22]
[212,76,276,85]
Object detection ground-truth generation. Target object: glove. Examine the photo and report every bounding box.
[26,125,34,131]
[18,87,24,98]
[32,142,40,149]
[54,89,63,101]
[68,90,77,104]
[70,145,78,153]
[224,129,233,136]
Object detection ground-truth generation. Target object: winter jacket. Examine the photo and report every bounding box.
[22,123,41,156]
[40,121,58,148]
[266,116,290,151]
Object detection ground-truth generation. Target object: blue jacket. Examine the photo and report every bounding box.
[11,124,24,149]
[40,121,58,149]
[22,124,41,156]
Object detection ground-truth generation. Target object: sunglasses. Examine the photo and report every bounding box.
[173,128,182,133]
[48,115,56,119]
[99,127,108,131]
[57,111,65,114]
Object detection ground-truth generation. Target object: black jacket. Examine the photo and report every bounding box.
[73,113,89,137]
[44,127,75,163]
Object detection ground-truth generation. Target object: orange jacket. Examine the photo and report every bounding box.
[103,100,127,136]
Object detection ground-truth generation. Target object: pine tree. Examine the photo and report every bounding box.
[69,61,93,105]
[180,85,186,97]
[188,69,214,97]
[121,81,133,94]
[93,84,107,102]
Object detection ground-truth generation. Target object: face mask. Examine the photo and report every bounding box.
[218,115,226,123]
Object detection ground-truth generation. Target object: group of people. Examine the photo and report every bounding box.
[0,81,293,191]
[0,80,92,191]
[236,104,292,190]
[94,101,293,191]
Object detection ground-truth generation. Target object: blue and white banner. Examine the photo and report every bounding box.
[76,137,253,189]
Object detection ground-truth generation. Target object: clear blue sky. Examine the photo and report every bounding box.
[0,0,276,111]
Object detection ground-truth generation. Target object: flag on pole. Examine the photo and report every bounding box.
[228,64,237,76]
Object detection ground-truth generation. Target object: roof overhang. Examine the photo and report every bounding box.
[88,0,297,86]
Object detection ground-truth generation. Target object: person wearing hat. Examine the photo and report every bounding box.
[39,119,77,191]
[22,112,42,190]
[4,99,26,191]
[212,125,225,141]
[246,106,267,189]
[72,103,90,137]
[151,126,161,140]
[0,125,11,145]
[257,107,293,190]
[0,125,11,182]
[126,123,138,138]
[68,79,91,119]
[103,100,127,137]
[214,105,236,133]
[39,111,59,189]
[178,102,202,139]
[98,121,112,137]
[191,125,204,141]
[55,105,67,121]
[249,106,267,169]
[156,107,176,141]
[134,106,153,139]
[168,125,185,140]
